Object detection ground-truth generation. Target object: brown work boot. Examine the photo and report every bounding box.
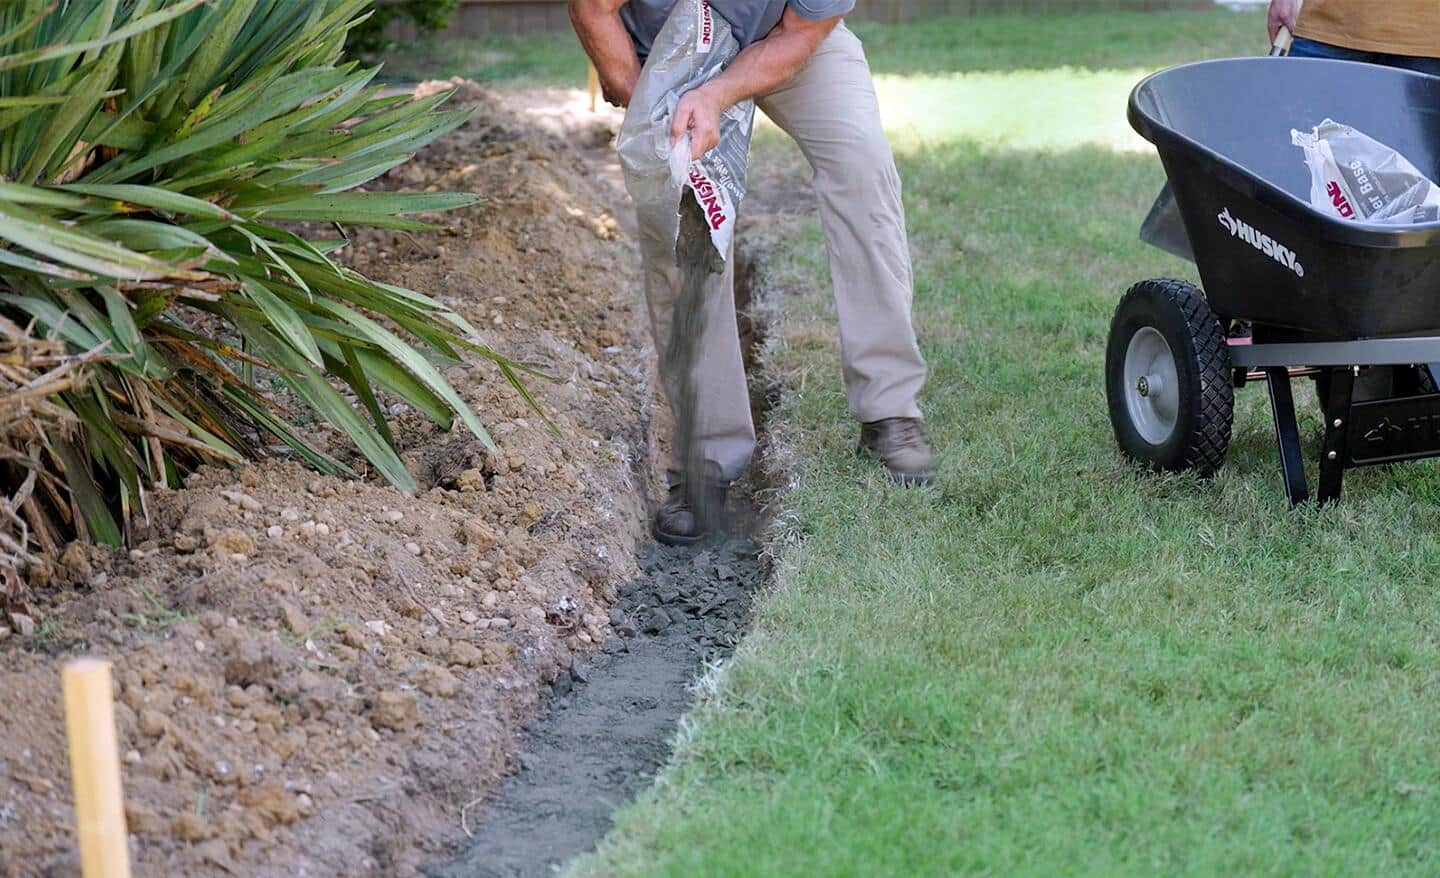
[652,482,729,546]
[859,417,935,485]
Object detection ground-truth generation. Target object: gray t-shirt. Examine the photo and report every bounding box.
[621,1,854,58]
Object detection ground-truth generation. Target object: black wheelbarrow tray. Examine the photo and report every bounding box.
[1107,57,1440,505]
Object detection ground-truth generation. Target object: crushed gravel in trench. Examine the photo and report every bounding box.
[426,536,761,878]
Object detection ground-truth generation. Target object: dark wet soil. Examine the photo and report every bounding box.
[425,536,761,878]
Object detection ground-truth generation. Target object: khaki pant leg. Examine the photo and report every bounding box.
[756,23,927,422]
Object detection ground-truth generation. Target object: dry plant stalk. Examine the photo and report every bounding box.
[0,316,104,590]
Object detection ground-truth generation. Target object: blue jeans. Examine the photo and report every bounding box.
[1289,36,1440,77]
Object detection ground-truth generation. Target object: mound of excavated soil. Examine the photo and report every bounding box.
[0,82,659,878]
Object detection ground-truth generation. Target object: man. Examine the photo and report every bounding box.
[570,0,934,544]
[1268,0,1440,75]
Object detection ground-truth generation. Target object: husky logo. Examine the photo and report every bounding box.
[1217,207,1305,278]
[696,1,713,53]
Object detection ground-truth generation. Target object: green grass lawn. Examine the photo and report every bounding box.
[567,9,1440,878]
[379,8,1259,87]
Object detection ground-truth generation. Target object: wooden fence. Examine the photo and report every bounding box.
[393,0,1213,38]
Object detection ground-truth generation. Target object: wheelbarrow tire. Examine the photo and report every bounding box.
[1106,278,1233,477]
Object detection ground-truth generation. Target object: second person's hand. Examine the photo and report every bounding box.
[1267,0,1300,44]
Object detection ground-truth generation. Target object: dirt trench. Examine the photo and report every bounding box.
[422,121,782,876]
[0,82,666,878]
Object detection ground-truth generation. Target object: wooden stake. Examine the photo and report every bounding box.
[587,62,600,113]
[63,658,132,878]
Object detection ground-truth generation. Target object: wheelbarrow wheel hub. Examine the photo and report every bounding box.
[1124,326,1179,444]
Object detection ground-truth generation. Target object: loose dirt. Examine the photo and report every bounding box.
[0,82,663,878]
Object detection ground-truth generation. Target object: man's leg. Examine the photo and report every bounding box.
[755,23,928,427]
[636,208,756,485]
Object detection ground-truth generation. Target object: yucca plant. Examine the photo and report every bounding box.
[0,0,524,554]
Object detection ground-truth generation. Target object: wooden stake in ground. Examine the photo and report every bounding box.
[588,62,600,113]
[63,658,132,878]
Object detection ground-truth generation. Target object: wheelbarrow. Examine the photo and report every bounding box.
[1107,57,1440,505]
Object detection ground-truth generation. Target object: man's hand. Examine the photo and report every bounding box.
[601,78,633,109]
[1267,0,1300,43]
[670,9,839,159]
[671,85,723,160]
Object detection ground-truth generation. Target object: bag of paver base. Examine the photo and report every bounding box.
[1293,119,1440,225]
[617,0,756,263]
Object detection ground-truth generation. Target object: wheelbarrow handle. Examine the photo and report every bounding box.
[1269,25,1296,57]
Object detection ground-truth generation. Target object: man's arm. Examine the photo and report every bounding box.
[569,0,642,107]
[671,9,840,159]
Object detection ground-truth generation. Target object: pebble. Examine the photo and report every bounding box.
[315,523,330,536]
[0,625,9,641]
[138,709,168,737]
[279,602,309,636]
[448,641,484,667]
[364,620,390,637]
[19,775,52,794]
[459,610,479,625]
[405,542,422,556]
[372,690,419,731]
[266,525,283,539]
[172,812,215,842]
[210,528,255,556]
[8,613,34,638]
[382,510,404,524]
[281,508,301,522]
[642,608,671,634]
[222,490,263,513]
[569,661,589,684]
[418,666,459,698]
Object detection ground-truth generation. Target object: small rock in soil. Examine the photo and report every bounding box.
[138,709,168,738]
[278,602,309,636]
[124,801,165,836]
[372,690,420,732]
[7,613,34,638]
[209,528,255,557]
[172,812,216,842]
[569,660,589,684]
[418,665,459,699]
[641,608,670,634]
[448,641,484,668]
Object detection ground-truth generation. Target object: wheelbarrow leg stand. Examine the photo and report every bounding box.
[1264,367,1309,506]
[1263,366,1355,506]
[1317,367,1355,504]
